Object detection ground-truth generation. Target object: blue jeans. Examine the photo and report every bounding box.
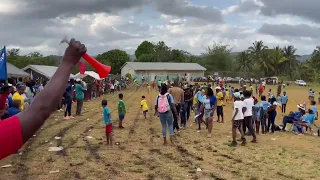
[159,111,174,137]
[180,103,187,127]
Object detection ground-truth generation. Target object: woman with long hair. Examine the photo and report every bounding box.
[202,87,216,137]
[154,84,178,145]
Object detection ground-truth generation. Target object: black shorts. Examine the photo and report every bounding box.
[217,106,223,116]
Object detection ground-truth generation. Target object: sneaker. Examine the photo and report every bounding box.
[230,141,237,147]
[68,116,74,119]
[207,134,212,138]
[63,116,70,120]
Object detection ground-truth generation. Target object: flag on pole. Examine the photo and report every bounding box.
[0,46,7,80]
[78,57,86,75]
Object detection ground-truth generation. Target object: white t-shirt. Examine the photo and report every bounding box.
[233,100,245,120]
[110,84,115,90]
[243,98,254,117]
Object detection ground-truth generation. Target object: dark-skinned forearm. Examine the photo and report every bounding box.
[18,61,74,143]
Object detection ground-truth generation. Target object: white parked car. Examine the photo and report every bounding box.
[295,80,307,86]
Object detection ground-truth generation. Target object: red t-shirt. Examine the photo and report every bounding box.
[258,86,264,92]
[0,91,10,110]
[0,116,23,160]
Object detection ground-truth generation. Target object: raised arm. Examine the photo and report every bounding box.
[17,39,86,143]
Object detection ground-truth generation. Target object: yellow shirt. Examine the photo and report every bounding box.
[217,92,224,106]
[193,94,197,105]
[141,99,148,111]
[12,92,24,110]
[226,91,229,97]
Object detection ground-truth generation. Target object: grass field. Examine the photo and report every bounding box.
[1,84,320,180]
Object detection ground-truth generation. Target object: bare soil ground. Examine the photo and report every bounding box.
[1,84,320,180]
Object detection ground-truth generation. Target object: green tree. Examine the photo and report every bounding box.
[136,53,157,62]
[202,42,233,72]
[96,49,130,74]
[283,45,298,77]
[135,41,155,60]
[236,51,252,73]
[170,49,187,62]
[7,48,20,57]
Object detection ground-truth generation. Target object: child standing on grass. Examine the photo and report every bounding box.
[281,91,288,114]
[141,96,149,119]
[118,93,126,128]
[102,100,112,145]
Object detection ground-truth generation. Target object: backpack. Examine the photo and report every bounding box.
[157,93,171,113]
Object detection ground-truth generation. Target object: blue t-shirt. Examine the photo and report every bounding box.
[260,101,270,111]
[277,96,282,104]
[281,95,288,104]
[7,96,13,108]
[203,96,217,110]
[294,110,301,121]
[103,106,112,125]
[303,114,315,125]
[154,94,174,105]
[309,91,314,97]
[8,107,21,117]
[311,105,318,115]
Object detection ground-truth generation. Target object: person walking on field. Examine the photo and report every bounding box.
[154,84,178,145]
[168,80,184,132]
[75,79,85,116]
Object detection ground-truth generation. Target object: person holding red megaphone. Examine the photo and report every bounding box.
[0,38,103,160]
[60,37,111,79]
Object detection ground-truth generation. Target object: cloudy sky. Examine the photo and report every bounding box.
[1,0,320,56]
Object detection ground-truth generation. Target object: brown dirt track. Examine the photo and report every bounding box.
[1,84,320,180]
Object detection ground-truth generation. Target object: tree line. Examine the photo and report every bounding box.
[6,40,320,82]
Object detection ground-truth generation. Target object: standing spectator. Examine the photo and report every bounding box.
[12,86,26,110]
[168,80,184,133]
[216,87,224,123]
[64,79,74,119]
[281,91,288,114]
[75,79,85,116]
[243,91,257,143]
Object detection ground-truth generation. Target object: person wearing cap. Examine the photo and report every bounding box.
[231,92,246,146]
[75,78,85,116]
[216,87,224,123]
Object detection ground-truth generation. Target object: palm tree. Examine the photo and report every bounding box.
[236,51,252,72]
[269,48,287,75]
[248,41,269,75]
[283,45,298,77]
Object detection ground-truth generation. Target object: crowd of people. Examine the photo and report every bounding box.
[103,78,318,146]
[0,38,319,161]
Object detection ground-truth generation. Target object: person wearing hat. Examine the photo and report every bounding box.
[281,104,305,131]
[75,78,85,116]
[231,92,246,146]
[216,87,224,123]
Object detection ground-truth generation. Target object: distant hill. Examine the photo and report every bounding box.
[296,54,312,62]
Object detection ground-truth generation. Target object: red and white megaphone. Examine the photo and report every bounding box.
[60,37,111,79]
